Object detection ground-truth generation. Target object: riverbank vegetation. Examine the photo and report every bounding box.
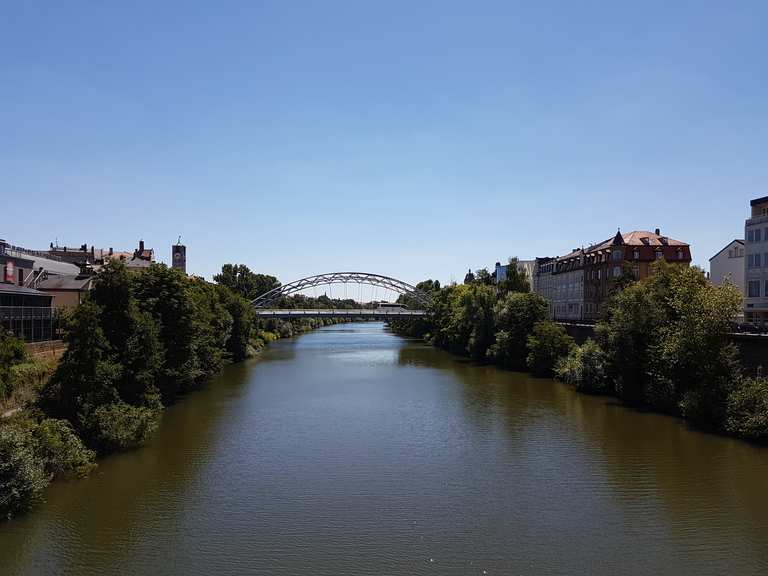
[392,260,768,444]
[1,261,362,519]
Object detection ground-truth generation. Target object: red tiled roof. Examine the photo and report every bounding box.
[588,230,688,252]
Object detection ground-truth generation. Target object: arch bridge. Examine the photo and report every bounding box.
[251,272,431,319]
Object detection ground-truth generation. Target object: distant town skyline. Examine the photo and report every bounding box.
[3,1,766,285]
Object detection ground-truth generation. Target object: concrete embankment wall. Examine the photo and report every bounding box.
[561,324,768,375]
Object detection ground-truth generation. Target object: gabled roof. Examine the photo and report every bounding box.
[709,239,745,262]
[587,230,688,252]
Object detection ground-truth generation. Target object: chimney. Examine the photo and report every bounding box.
[139,239,145,252]
[655,228,660,236]
[109,247,113,256]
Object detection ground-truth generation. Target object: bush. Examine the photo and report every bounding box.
[33,419,96,478]
[85,401,163,454]
[0,331,28,400]
[0,422,50,519]
[526,321,575,377]
[726,377,768,442]
[555,339,609,394]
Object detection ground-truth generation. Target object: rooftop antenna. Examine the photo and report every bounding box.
[177,235,182,245]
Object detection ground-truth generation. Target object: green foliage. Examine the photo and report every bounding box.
[84,401,163,453]
[726,377,768,442]
[216,285,254,361]
[433,284,496,359]
[497,257,531,294]
[214,264,280,300]
[132,265,201,400]
[187,278,232,378]
[0,422,49,519]
[526,321,575,377]
[473,268,494,286]
[597,262,742,428]
[32,419,96,479]
[0,331,28,399]
[39,301,122,433]
[555,339,609,394]
[487,292,548,369]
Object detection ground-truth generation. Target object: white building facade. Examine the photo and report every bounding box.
[709,239,744,292]
[551,249,585,321]
[744,196,768,323]
[533,257,556,319]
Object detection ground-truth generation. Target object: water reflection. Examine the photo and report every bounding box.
[2,323,767,576]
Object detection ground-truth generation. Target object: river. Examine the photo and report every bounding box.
[2,322,768,575]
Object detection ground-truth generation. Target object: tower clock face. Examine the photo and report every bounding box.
[174,252,182,260]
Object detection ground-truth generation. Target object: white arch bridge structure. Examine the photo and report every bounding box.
[250,272,431,320]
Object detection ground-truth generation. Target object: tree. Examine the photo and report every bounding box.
[38,301,122,434]
[216,285,254,361]
[214,264,280,301]
[132,265,200,401]
[597,261,742,428]
[487,292,547,369]
[555,339,609,393]
[526,321,575,376]
[497,257,530,294]
[436,284,496,359]
[89,260,163,406]
[474,268,494,286]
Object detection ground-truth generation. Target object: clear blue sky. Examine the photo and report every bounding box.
[2,1,766,286]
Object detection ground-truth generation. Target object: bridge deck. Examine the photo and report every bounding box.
[255,309,426,319]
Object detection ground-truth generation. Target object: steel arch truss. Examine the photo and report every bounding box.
[250,272,432,309]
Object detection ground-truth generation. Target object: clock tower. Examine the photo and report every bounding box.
[172,239,186,274]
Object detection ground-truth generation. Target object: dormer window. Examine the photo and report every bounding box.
[640,237,650,245]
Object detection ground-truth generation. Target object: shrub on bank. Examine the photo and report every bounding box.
[526,321,575,377]
[84,401,163,454]
[726,377,768,442]
[0,422,48,519]
[0,416,96,519]
[555,339,610,394]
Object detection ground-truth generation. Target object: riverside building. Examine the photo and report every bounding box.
[744,196,768,324]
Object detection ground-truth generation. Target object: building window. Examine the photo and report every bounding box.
[757,254,763,268]
[612,250,622,261]
[633,249,640,260]
[655,251,663,260]
[613,266,621,278]
[676,248,683,260]
[748,230,755,243]
[757,229,763,243]
[748,280,761,298]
